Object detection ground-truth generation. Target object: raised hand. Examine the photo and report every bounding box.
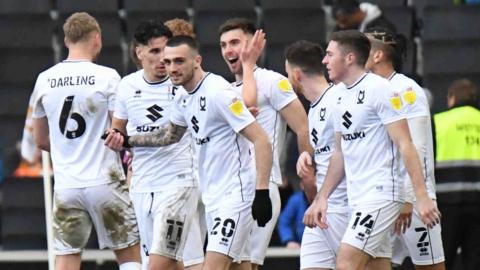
[240,29,266,68]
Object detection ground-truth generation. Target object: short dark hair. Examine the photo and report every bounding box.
[166,35,199,52]
[332,0,360,19]
[285,40,325,75]
[330,30,371,66]
[133,19,172,46]
[365,27,407,72]
[218,18,256,36]
[448,79,478,105]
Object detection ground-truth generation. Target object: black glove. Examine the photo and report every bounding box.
[252,189,272,227]
[100,128,131,148]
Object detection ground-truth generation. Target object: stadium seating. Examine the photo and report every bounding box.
[421,5,480,112]
[260,0,326,74]
[193,0,257,46]
[56,0,124,74]
[124,0,190,38]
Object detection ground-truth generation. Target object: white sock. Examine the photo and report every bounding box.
[119,261,142,270]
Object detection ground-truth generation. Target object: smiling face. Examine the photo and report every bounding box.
[322,41,349,83]
[163,44,199,87]
[136,36,169,80]
[220,28,252,75]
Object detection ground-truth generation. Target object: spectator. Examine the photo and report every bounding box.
[434,79,480,270]
[332,0,396,33]
[277,188,308,249]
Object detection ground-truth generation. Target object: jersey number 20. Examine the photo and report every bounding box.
[59,95,86,139]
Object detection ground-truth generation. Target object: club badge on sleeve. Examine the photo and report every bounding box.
[403,88,417,105]
[229,97,244,116]
[390,92,403,110]
[277,78,293,92]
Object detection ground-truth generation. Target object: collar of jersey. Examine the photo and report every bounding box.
[346,72,368,89]
[142,74,169,85]
[188,72,211,95]
[311,83,334,108]
[387,71,397,81]
[233,66,259,87]
[62,59,91,63]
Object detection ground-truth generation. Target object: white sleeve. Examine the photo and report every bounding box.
[269,77,298,111]
[113,80,129,120]
[106,71,121,112]
[170,93,188,127]
[400,84,430,119]
[31,76,46,118]
[214,88,255,133]
[21,94,38,163]
[374,82,405,125]
[405,115,430,202]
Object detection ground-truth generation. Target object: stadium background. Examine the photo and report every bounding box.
[0,0,479,269]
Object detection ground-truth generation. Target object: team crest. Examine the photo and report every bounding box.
[229,97,244,116]
[200,96,206,111]
[277,78,293,92]
[389,92,402,110]
[403,88,416,105]
[356,90,365,104]
[319,107,326,121]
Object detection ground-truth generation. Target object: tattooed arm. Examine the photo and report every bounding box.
[104,121,187,150]
[128,122,187,147]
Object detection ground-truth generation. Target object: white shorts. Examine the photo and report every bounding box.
[342,202,402,258]
[183,198,206,267]
[131,186,199,264]
[53,181,139,255]
[301,212,349,269]
[243,182,281,265]
[206,202,253,262]
[391,202,445,266]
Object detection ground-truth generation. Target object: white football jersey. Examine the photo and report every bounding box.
[309,84,348,213]
[170,73,256,212]
[114,70,196,193]
[31,60,125,189]
[333,73,405,206]
[234,67,297,185]
[389,72,436,200]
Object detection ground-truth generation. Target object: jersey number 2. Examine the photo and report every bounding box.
[59,95,86,139]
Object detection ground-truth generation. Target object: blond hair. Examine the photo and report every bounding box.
[63,12,101,43]
[165,18,195,38]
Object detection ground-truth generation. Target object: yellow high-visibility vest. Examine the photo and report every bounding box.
[434,106,480,168]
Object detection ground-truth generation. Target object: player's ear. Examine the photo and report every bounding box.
[373,49,383,64]
[64,37,70,48]
[194,54,202,68]
[135,46,143,61]
[345,52,356,66]
[293,67,302,83]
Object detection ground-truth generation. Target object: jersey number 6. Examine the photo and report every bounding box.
[59,95,86,139]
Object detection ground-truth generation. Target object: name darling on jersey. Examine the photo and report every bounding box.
[48,75,95,88]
